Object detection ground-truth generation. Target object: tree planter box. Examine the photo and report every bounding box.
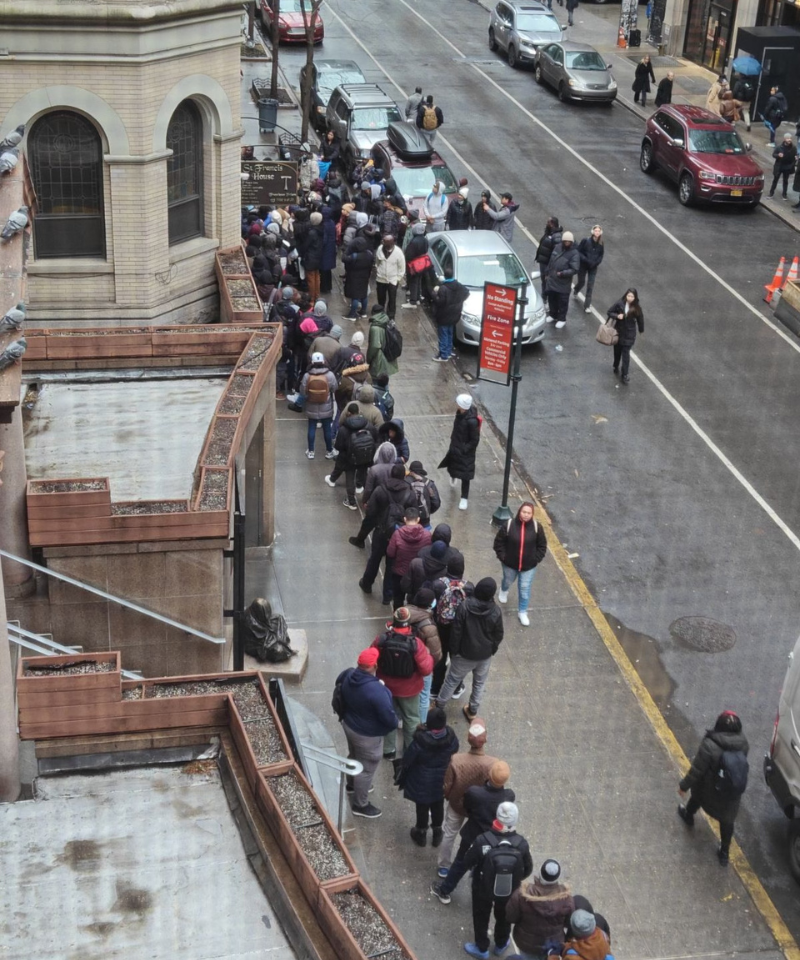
[27,478,111,514]
[151,327,254,359]
[257,766,358,906]
[216,244,263,325]
[44,333,153,361]
[317,876,416,960]
[228,696,293,792]
[193,466,233,515]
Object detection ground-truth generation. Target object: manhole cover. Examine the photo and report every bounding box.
[669,617,736,653]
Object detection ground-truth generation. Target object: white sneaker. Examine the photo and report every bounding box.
[584,307,592,314]
[458,498,468,511]
[518,611,530,627]
[325,475,336,488]
[402,302,416,309]
[450,477,457,487]
[498,589,508,604]
[305,450,315,459]
[555,320,566,329]
[325,450,336,460]
[545,315,555,323]
[355,486,364,495]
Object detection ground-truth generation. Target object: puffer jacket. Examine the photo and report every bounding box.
[440,407,481,480]
[377,418,409,462]
[446,197,474,231]
[367,311,399,379]
[460,781,516,847]
[606,299,644,347]
[536,227,562,267]
[365,477,417,536]
[300,363,337,420]
[577,236,605,270]
[432,278,470,328]
[399,725,459,804]
[371,627,433,698]
[562,928,614,960]
[337,666,398,738]
[546,243,580,294]
[418,523,464,570]
[679,729,750,823]
[404,551,449,598]
[506,880,575,955]
[450,596,503,661]
[387,524,432,576]
[493,516,547,573]
[334,413,378,467]
[405,603,442,663]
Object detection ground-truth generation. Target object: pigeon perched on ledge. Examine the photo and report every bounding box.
[0,337,27,370]
[1,302,25,331]
[0,125,24,153]
[1,206,29,241]
[0,148,19,176]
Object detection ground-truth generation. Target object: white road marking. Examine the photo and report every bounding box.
[327,1,800,553]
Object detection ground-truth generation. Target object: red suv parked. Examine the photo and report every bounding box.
[640,105,764,207]
[259,0,324,44]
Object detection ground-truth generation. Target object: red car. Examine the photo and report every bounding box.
[371,123,459,219]
[640,105,764,207]
[259,0,324,44]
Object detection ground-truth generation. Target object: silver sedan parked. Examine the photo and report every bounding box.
[534,41,617,103]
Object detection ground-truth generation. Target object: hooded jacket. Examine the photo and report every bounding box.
[450,596,504,661]
[474,197,497,231]
[377,418,410,462]
[562,928,614,960]
[423,181,449,225]
[405,603,442,663]
[387,524,432,576]
[300,362,337,420]
[764,90,788,124]
[404,550,449,599]
[432,278,470,328]
[343,385,384,430]
[447,196,474,231]
[366,476,417,535]
[506,880,575,955]
[399,725,459,804]
[367,311,400,379]
[441,407,481,480]
[371,625,433,698]
[363,443,399,504]
[493,513,547,572]
[308,331,342,366]
[536,227,562,266]
[483,200,519,242]
[336,666,397,738]
[334,413,378,467]
[375,243,406,286]
[546,243,581,294]
[418,524,464,569]
[679,728,750,823]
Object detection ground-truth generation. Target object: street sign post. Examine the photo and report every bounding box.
[477,282,517,386]
[241,160,298,207]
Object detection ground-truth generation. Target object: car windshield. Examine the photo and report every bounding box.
[318,71,365,100]
[392,164,459,197]
[566,51,606,71]
[688,128,746,154]
[516,13,559,32]
[351,106,402,130]
[457,253,528,289]
[279,0,317,11]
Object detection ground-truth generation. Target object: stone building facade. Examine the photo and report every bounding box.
[0,0,244,326]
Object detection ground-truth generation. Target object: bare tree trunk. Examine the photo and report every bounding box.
[299,0,323,143]
[270,0,281,99]
[246,1,255,47]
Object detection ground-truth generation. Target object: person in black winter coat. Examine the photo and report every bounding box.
[763,86,788,143]
[418,523,464,571]
[359,464,417,603]
[535,217,561,299]
[446,187,474,231]
[678,710,749,865]
[432,267,470,362]
[493,501,547,628]
[572,225,604,312]
[473,190,497,231]
[655,71,674,107]
[439,393,481,509]
[304,212,324,302]
[329,403,378,508]
[793,162,800,211]
[404,537,449,599]
[319,206,337,294]
[342,237,374,320]
[377,417,410,463]
[607,288,644,384]
[546,231,580,329]
[632,55,656,107]
[404,221,430,307]
[769,134,797,199]
[398,707,459,846]
[435,576,503,719]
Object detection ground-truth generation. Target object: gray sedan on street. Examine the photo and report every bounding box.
[534,41,617,103]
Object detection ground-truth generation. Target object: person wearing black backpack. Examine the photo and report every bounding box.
[359,464,417,604]
[327,402,378,510]
[431,801,532,959]
[406,460,441,530]
[678,710,749,866]
[368,306,400,381]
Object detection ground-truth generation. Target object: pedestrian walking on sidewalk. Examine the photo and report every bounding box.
[300,353,337,460]
[397,706,459,847]
[431,554,473,699]
[632,56,656,108]
[406,460,441,530]
[432,801,532,960]
[432,266,470,362]
[678,710,749,866]
[348,441,398,549]
[387,506,432,608]
[769,134,797,199]
[536,217,562,304]
[732,74,755,130]
[372,606,434,757]
[562,910,615,960]
[606,289,644,384]
[793,163,800,210]
[359,463,416,602]
[493,501,548,627]
[405,86,424,121]
[565,0,578,27]
[506,858,575,959]
[327,402,378,509]
[655,71,674,107]
[406,587,443,719]
[416,94,444,148]
[438,718,497,876]
[546,231,580,330]
[335,648,398,819]
[573,225,604,313]
[367,306,400,381]
[435,577,504,720]
[705,73,727,116]
[375,235,405,320]
[763,86,787,143]
[439,393,481,510]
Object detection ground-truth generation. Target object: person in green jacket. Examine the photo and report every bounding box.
[367,305,399,380]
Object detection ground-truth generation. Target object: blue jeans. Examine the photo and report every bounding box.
[764,117,778,142]
[418,673,433,722]
[501,564,536,613]
[348,296,368,318]
[307,417,332,452]
[437,324,454,359]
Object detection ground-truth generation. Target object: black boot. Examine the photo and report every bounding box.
[431,827,444,847]
[410,827,427,847]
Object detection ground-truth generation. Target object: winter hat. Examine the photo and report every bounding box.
[313,300,327,317]
[489,760,510,787]
[393,606,411,627]
[570,910,596,939]
[408,460,427,477]
[426,706,447,730]
[310,212,323,225]
[540,859,562,884]
[430,541,447,560]
[496,801,518,829]
[266,222,281,236]
[459,186,469,198]
[562,231,574,242]
[357,648,380,669]
[412,587,436,609]
[351,331,364,346]
[474,577,497,602]
[446,555,465,577]
[282,286,295,300]
[411,221,426,235]
[390,463,406,479]
[311,352,325,365]
[269,210,283,223]
[330,325,343,340]
[458,177,469,188]
[456,393,473,410]
[467,719,487,748]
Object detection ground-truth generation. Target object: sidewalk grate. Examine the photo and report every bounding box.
[626,54,680,67]
[669,616,737,653]
[675,76,712,94]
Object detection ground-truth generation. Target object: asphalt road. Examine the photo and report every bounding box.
[271,0,800,937]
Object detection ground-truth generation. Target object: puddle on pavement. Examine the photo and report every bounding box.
[604,613,676,713]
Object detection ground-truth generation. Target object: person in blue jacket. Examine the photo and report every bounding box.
[336,647,397,819]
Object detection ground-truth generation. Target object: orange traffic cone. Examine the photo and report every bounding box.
[782,255,799,289]
[764,256,785,303]
[617,26,627,48]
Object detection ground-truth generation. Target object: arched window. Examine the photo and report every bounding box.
[29,111,105,259]
[166,101,204,245]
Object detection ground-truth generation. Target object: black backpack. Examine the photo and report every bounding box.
[376,628,416,678]
[381,494,408,538]
[382,319,403,362]
[714,749,749,799]
[331,668,354,721]
[478,832,526,901]
[350,427,375,467]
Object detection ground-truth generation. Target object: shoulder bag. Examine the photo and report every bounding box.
[596,316,619,346]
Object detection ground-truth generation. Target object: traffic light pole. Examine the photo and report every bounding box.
[492,288,527,526]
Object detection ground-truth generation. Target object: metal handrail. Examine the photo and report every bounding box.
[300,740,363,834]
[0,549,224,645]
[7,622,143,679]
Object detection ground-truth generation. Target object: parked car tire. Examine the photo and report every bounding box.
[640,141,655,173]
[535,64,544,84]
[558,82,570,102]
[678,172,695,206]
[488,28,498,51]
[508,45,518,68]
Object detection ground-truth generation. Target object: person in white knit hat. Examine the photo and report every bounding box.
[439,394,481,510]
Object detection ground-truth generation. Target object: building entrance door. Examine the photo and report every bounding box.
[703,3,733,70]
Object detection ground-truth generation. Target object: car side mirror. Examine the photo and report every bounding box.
[671,138,684,147]
[561,24,568,30]
[745,142,753,152]
[607,63,614,70]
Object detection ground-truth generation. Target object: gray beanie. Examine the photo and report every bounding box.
[570,910,596,939]
[330,324,343,340]
[411,221,426,236]
[313,299,327,317]
[496,801,518,829]
[281,286,294,300]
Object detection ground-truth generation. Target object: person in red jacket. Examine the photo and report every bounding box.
[372,607,434,759]
[387,506,432,610]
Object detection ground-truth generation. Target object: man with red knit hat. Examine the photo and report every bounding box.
[335,648,398,819]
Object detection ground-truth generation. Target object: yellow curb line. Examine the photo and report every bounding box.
[514,475,800,960]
